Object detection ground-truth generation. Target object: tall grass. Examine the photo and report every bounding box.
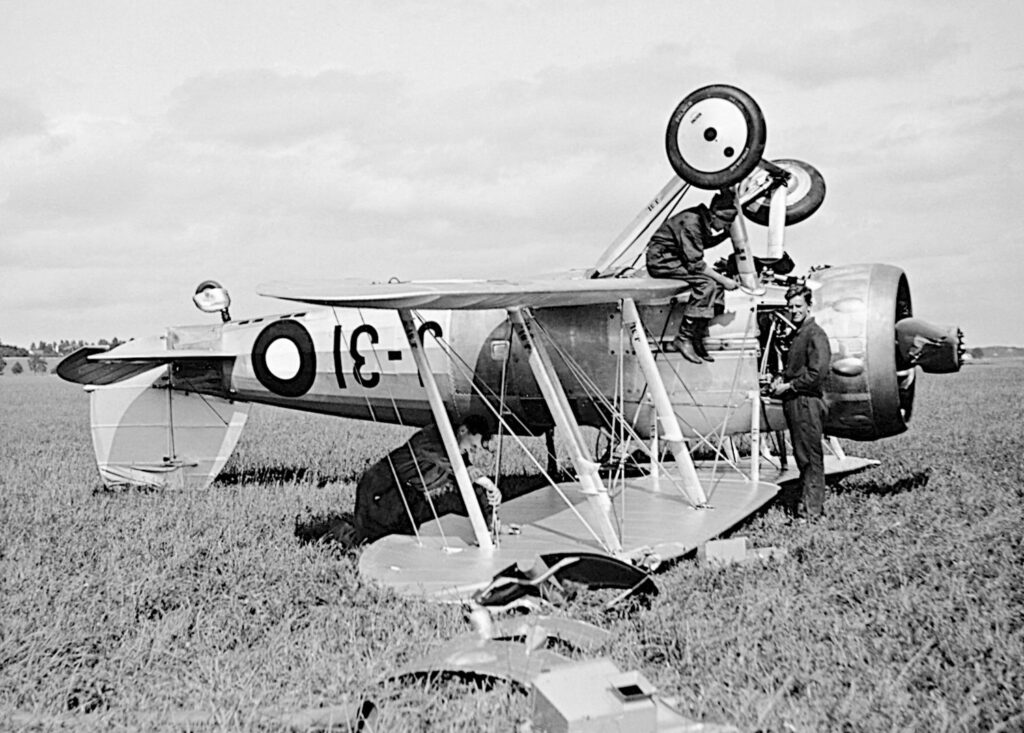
[1,365,1021,731]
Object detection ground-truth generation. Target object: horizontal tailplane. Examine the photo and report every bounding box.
[89,366,249,490]
[57,347,164,386]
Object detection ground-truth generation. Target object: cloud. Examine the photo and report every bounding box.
[737,17,967,89]
[0,92,47,141]
[3,33,1021,348]
[150,62,692,269]
[165,69,407,150]
[815,86,1024,208]
[1,116,154,232]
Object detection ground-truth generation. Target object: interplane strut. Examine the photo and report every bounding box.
[507,307,622,554]
[398,309,494,551]
[620,298,707,507]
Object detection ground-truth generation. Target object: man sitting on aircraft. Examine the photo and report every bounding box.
[771,284,832,520]
[328,415,502,547]
[646,189,740,363]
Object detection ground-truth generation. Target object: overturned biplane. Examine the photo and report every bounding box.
[58,85,962,599]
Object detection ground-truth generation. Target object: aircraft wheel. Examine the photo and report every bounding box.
[739,158,826,226]
[665,84,766,189]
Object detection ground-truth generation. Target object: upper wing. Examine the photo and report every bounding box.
[258,276,687,310]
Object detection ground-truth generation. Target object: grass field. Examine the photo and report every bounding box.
[1,364,1022,731]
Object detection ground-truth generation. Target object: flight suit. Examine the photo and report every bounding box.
[645,203,730,319]
[352,425,496,543]
[780,316,832,516]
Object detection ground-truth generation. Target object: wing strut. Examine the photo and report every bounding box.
[398,309,494,552]
[591,176,689,277]
[620,298,707,507]
[508,308,622,554]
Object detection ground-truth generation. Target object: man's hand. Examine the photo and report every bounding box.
[474,476,502,507]
[771,378,791,397]
[708,269,739,290]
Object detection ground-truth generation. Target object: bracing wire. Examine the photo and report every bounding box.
[626,304,759,483]
[601,182,757,481]
[168,374,233,428]
[492,326,514,491]
[704,305,759,499]
[415,313,611,552]
[340,308,439,547]
[602,181,691,277]
[529,317,697,503]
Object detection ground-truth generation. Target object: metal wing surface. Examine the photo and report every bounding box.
[258,277,686,310]
[58,338,234,386]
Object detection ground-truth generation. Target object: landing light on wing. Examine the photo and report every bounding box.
[193,280,232,322]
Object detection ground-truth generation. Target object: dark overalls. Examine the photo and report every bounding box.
[352,425,492,542]
[781,317,832,516]
[645,204,729,318]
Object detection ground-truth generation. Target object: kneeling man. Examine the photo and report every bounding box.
[332,415,501,546]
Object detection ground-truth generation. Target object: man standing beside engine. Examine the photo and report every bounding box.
[772,284,832,519]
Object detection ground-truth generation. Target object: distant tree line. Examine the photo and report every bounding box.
[0,342,28,357]
[27,338,123,355]
[0,338,124,357]
[967,346,1024,359]
[0,337,125,376]
[0,353,49,375]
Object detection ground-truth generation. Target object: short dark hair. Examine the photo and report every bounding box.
[459,414,492,442]
[785,284,812,306]
[710,189,737,213]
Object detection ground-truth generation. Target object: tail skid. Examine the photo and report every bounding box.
[88,366,249,490]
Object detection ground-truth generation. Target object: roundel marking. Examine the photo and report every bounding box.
[251,320,317,398]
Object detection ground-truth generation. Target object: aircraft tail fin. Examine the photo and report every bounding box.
[88,366,249,490]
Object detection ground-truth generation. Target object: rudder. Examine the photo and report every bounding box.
[88,366,249,489]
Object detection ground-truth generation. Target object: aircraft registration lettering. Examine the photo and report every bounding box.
[349,324,381,388]
[329,320,444,392]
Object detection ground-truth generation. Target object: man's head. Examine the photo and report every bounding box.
[456,414,493,454]
[708,189,738,230]
[785,284,813,325]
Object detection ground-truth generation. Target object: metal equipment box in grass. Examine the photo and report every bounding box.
[532,658,658,732]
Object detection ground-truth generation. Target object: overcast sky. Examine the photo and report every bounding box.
[2,0,1022,348]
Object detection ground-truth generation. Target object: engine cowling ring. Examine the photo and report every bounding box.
[811,263,914,440]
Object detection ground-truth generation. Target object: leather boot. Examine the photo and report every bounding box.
[671,319,704,364]
[693,319,715,362]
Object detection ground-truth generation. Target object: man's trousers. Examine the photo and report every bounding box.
[783,395,827,516]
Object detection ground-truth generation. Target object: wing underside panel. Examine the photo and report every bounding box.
[56,347,158,385]
[259,277,688,310]
[57,347,233,386]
